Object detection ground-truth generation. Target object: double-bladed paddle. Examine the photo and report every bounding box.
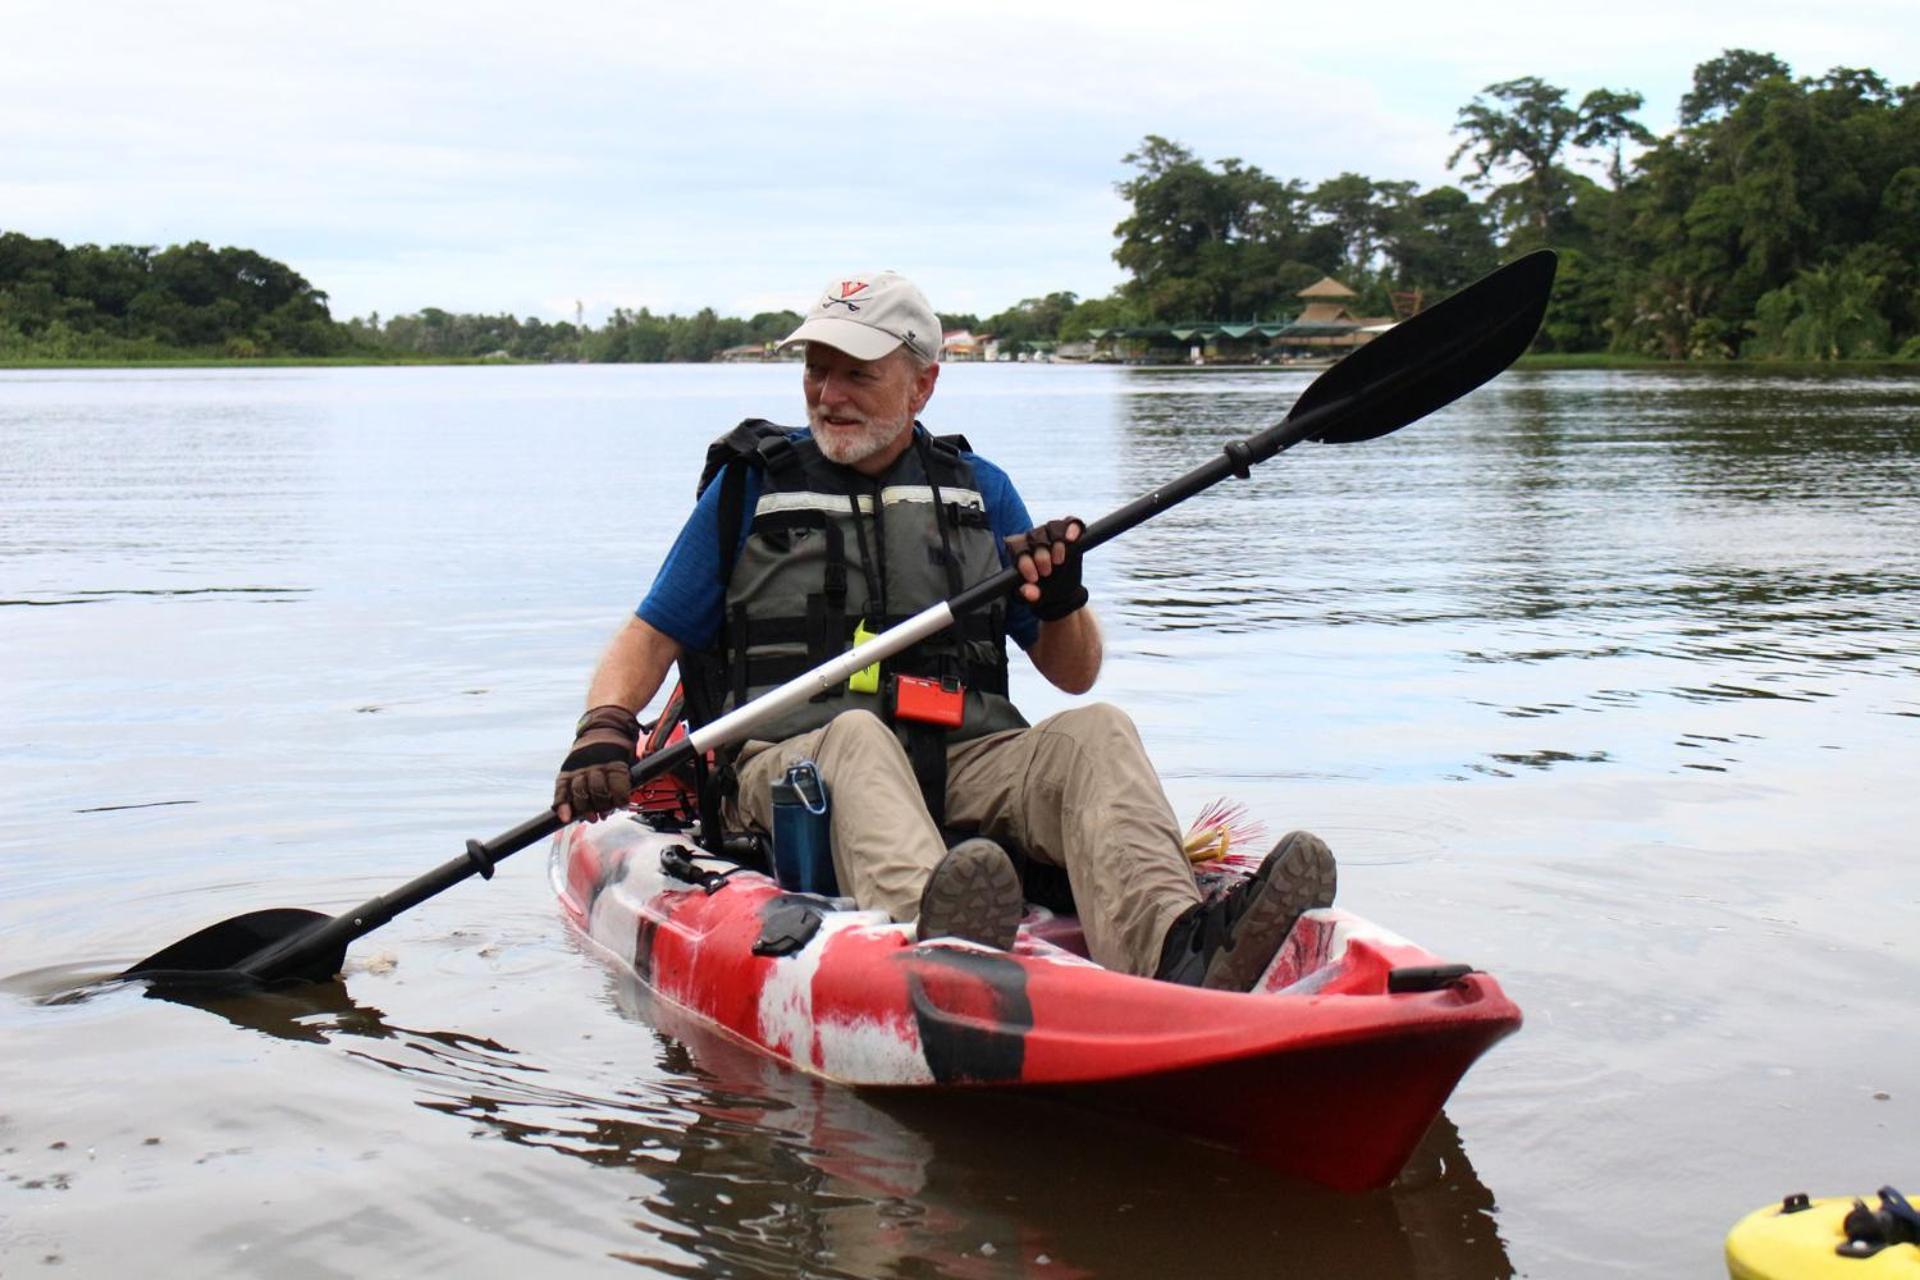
[124,249,1557,991]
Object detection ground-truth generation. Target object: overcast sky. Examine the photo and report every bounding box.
[5,1,1913,323]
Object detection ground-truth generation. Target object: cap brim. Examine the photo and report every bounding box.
[778,316,903,361]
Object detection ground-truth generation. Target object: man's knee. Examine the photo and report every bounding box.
[817,708,910,771]
[823,708,893,745]
[1046,701,1141,748]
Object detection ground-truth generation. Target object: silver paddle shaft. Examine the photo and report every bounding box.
[687,600,959,754]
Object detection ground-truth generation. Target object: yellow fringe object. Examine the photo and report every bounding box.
[1181,798,1267,863]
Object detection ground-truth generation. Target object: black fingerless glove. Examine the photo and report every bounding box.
[1007,518,1088,622]
[555,704,639,821]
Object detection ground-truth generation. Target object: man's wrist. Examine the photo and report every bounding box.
[1031,584,1089,622]
[575,704,638,740]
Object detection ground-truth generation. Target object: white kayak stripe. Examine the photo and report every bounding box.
[755,914,934,1084]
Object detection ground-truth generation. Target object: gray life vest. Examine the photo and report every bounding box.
[681,421,1029,820]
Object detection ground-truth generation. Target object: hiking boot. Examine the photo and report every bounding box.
[915,838,1024,951]
[1154,830,1337,991]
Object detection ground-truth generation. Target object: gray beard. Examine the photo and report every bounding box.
[811,413,909,467]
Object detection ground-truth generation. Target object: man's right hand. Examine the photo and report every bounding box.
[1005,517,1087,621]
[555,704,640,823]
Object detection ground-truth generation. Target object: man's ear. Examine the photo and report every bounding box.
[913,361,940,414]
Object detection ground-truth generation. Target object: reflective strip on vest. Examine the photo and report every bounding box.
[751,485,984,520]
[880,485,984,511]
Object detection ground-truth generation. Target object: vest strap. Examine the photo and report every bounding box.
[728,602,752,707]
[902,723,948,826]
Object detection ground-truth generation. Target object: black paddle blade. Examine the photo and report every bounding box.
[1289,249,1557,444]
[122,908,342,988]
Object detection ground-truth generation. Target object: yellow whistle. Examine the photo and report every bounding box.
[849,619,881,695]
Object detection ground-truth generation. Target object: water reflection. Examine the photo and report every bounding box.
[611,977,1517,1279]
[150,969,1515,1279]
[1103,369,1920,779]
[135,977,405,1044]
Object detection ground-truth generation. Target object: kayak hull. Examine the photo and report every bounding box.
[553,814,1522,1191]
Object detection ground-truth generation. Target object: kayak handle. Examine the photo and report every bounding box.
[1387,964,1475,993]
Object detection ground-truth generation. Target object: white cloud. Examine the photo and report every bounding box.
[3,0,1912,320]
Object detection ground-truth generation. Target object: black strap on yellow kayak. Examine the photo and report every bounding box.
[1839,1186,1920,1259]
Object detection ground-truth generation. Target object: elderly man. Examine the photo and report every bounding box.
[554,270,1334,990]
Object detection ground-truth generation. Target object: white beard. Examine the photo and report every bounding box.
[811,411,909,467]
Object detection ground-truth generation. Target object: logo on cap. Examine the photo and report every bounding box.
[822,280,870,313]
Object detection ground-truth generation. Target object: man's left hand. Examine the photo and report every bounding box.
[555,704,640,823]
[1006,517,1087,621]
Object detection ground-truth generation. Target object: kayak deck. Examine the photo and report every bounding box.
[553,814,1521,1191]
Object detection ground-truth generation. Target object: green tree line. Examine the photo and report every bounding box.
[340,305,805,362]
[0,234,352,360]
[1081,50,1919,360]
[0,230,811,363]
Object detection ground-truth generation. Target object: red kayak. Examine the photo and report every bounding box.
[551,806,1521,1192]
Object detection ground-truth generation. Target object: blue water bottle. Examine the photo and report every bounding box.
[769,760,838,895]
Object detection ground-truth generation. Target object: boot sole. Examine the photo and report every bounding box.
[1202,831,1337,991]
[915,840,1025,951]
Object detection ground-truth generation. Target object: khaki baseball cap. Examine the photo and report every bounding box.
[779,270,941,363]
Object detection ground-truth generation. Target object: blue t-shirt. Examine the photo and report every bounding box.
[638,428,1041,652]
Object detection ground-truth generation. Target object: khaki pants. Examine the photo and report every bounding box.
[728,703,1201,976]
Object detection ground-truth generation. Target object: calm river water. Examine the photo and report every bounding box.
[2,363,1916,1277]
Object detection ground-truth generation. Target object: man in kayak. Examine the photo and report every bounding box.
[555,270,1334,990]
